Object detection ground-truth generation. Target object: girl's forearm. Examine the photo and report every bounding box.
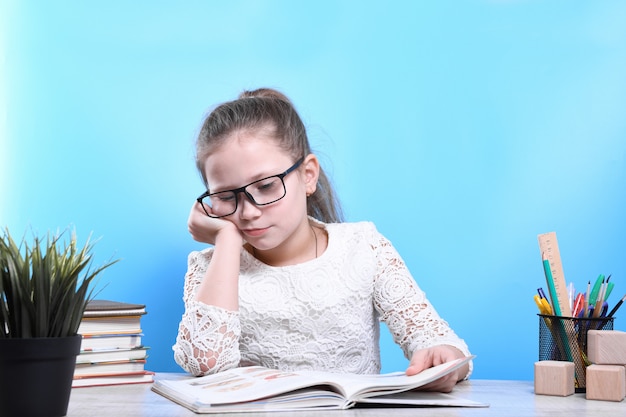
[194,232,242,310]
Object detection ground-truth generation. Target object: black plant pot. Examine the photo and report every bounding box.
[0,335,82,417]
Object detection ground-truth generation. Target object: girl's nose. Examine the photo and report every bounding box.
[237,193,262,219]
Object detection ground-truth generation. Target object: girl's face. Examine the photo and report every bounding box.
[203,129,318,262]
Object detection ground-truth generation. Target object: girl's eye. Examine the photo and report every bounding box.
[216,192,235,202]
[254,177,279,193]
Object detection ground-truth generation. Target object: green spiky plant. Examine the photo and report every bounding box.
[0,228,118,338]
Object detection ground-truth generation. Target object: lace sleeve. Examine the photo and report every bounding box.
[172,250,241,376]
[371,230,472,374]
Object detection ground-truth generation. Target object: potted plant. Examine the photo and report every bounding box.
[0,227,118,417]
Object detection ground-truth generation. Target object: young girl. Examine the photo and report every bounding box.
[174,88,472,392]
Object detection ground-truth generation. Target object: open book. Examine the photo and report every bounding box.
[152,356,486,413]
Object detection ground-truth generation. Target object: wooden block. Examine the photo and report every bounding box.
[534,361,575,396]
[585,364,626,402]
[588,330,626,365]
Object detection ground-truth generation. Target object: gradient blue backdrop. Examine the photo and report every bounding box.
[2,1,625,381]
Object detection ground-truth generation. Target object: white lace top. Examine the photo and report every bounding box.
[173,220,471,377]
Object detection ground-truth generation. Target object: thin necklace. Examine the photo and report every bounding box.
[310,224,318,259]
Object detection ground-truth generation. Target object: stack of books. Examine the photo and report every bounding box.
[74,299,154,388]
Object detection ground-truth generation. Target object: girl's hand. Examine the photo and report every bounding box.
[187,203,243,246]
[405,345,469,393]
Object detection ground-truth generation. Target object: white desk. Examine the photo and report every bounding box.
[66,374,624,416]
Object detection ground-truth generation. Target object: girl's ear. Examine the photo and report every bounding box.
[302,154,320,196]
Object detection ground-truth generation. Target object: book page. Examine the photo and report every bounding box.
[295,356,473,400]
[357,391,489,407]
[154,366,347,407]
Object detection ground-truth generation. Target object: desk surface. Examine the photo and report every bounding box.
[66,374,624,417]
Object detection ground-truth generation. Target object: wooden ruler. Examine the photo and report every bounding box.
[538,232,572,317]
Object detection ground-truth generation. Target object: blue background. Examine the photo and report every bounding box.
[2,1,625,381]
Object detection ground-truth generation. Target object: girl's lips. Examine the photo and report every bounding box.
[242,227,269,238]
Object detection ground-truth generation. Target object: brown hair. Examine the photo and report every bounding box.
[195,88,344,223]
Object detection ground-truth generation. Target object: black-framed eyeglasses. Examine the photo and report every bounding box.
[196,157,305,218]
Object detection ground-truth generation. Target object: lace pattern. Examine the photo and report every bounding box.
[173,220,471,377]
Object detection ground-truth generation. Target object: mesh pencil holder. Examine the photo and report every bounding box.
[538,314,614,393]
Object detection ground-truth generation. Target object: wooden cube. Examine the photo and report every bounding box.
[534,361,575,396]
[587,330,626,365]
[585,364,626,402]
